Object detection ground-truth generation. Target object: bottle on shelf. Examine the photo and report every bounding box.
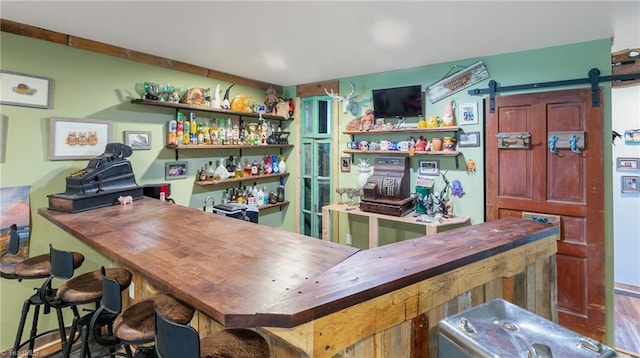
[257,187,265,207]
[206,160,215,180]
[251,182,259,199]
[243,158,251,177]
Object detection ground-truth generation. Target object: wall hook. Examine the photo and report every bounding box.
[496,134,511,147]
[570,134,582,154]
[548,135,559,155]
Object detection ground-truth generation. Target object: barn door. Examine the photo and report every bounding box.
[485,88,606,341]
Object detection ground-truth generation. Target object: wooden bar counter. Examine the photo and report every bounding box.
[39,197,559,357]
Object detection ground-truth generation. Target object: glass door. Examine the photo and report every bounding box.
[300,96,332,238]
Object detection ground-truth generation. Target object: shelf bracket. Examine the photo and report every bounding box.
[174,148,179,161]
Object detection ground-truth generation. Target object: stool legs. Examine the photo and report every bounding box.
[12,296,34,357]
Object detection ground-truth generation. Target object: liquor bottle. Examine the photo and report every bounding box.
[256,187,265,207]
[252,182,259,198]
[223,189,230,204]
[235,157,245,178]
[217,118,226,145]
[236,187,244,204]
[225,118,233,144]
[226,156,236,175]
[243,158,251,177]
[206,161,215,180]
[198,167,206,181]
[210,118,218,144]
[251,160,259,176]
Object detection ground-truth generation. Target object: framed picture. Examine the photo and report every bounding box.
[123,130,151,150]
[419,160,439,176]
[0,70,53,109]
[617,157,639,171]
[340,156,351,172]
[458,131,481,147]
[165,161,188,180]
[624,129,640,143]
[458,102,479,126]
[48,117,112,160]
[621,175,639,193]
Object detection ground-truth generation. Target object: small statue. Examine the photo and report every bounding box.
[466,159,476,174]
[220,84,235,109]
[265,87,279,114]
[117,196,133,205]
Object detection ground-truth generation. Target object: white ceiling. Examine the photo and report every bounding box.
[2,1,639,87]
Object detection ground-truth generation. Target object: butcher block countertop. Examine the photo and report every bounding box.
[38,197,558,329]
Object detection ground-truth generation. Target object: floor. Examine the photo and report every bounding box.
[615,285,640,356]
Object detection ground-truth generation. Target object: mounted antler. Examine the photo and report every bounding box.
[324,81,357,114]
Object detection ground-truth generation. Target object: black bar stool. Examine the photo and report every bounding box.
[79,267,195,357]
[154,305,270,358]
[0,226,84,358]
[40,244,132,357]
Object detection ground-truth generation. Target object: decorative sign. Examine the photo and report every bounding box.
[426,61,489,103]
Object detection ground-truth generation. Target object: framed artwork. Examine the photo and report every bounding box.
[340,157,351,172]
[48,117,112,160]
[458,131,481,147]
[0,185,31,260]
[617,157,639,171]
[0,70,53,109]
[419,160,439,176]
[165,161,188,180]
[624,129,640,143]
[123,130,151,150]
[459,102,479,125]
[621,175,639,193]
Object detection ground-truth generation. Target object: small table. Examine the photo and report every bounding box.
[321,203,470,248]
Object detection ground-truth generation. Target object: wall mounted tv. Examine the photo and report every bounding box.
[372,85,423,119]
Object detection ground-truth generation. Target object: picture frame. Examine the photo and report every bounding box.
[419,160,439,176]
[0,70,53,109]
[458,102,479,125]
[340,156,351,173]
[123,130,151,150]
[165,161,188,180]
[621,175,639,193]
[48,117,112,160]
[458,131,481,147]
[617,157,639,171]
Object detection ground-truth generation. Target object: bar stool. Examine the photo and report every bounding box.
[0,227,84,358]
[77,267,195,358]
[40,244,132,357]
[154,305,270,358]
[111,289,195,356]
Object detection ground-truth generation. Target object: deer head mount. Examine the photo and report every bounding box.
[324,81,358,115]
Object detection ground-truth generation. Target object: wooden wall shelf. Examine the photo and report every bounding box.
[195,172,289,187]
[343,126,460,135]
[132,99,292,121]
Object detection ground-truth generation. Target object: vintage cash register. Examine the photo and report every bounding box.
[48,143,143,213]
[360,157,413,216]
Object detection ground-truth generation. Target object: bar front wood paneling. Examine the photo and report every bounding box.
[38,197,558,357]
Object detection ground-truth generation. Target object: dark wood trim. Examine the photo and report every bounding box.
[0,19,283,92]
[296,80,339,97]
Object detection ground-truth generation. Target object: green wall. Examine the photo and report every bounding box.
[0,31,615,349]
[0,32,297,349]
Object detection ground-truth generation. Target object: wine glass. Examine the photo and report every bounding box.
[346,188,356,206]
[134,82,147,99]
[335,187,346,205]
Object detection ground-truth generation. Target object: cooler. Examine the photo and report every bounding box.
[212,203,259,224]
[437,298,618,358]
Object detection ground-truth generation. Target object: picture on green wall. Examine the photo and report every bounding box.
[0,185,31,262]
[0,70,52,109]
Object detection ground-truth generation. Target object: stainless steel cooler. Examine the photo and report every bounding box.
[438,298,618,358]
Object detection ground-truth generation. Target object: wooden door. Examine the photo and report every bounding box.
[485,88,605,341]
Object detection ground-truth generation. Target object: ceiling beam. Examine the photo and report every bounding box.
[0,19,283,92]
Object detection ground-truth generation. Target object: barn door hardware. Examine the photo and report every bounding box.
[548,131,585,155]
[496,132,531,149]
[468,68,640,113]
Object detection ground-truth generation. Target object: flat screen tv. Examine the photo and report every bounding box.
[372,85,423,119]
